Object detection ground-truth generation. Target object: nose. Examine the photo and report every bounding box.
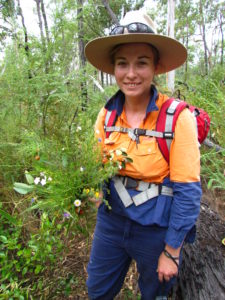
[126,65,136,79]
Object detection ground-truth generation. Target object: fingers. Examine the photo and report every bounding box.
[157,270,174,282]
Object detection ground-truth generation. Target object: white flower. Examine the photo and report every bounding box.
[48,177,52,181]
[115,149,122,156]
[109,153,114,160]
[40,178,46,186]
[74,199,81,207]
[120,147,127,152]
[40,172,45,177]
[34,177,40,185]
[96,129,100,134]
[118,164,123,170]
[62,147,65,151]
[80,167,84,172]
[76,126,82,131]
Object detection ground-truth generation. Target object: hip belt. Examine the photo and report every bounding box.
[112,176,173,208]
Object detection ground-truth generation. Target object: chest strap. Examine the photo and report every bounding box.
[105,126,174,141]
[112,176,173,208]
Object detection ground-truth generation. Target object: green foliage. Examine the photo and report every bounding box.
[0,210,63,298]
[0,0,224,298]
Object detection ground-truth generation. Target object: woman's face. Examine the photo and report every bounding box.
[114,43,157,100]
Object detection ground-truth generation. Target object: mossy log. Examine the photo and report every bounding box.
[173,203,225,300]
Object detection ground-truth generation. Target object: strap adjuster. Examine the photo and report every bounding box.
[163,132,174,139]
[134,128,146,136]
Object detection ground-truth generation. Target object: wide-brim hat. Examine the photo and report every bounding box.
[85,10,187,75]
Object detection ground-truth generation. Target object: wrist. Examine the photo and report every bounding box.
[163,249,179,269]
[165,244,181,257]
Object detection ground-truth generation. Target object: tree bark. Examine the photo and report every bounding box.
[173,204,225,299]
[167,0,175,92]
[101,0,119,25]
[77,0,87,110]
[219,12,224,65]
[199,0,209,75]
[34,0,46,51]
[16,0,29,57]
[40,0,50,45]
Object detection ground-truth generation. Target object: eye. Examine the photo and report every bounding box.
[138,60,147,65]
[116,60,126,65]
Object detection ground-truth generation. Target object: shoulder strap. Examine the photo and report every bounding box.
[156,98,188,163]
[104,109,118,138]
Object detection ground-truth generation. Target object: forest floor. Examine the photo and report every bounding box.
[54,187,225,300]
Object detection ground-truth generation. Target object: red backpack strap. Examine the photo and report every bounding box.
[156,98,188,163]
[104,109,118,138]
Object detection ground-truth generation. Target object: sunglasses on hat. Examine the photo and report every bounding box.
[110,22,155,36]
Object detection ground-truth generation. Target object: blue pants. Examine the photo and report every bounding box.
[86,204,178,300]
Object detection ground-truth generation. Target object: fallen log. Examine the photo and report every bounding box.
[173,203,225,300]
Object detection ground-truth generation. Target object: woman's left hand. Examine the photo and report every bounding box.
[157,245,180,282]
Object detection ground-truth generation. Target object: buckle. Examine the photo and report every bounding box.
[124,177,138,189]
[134,128,146,136]
[163,132,174,139]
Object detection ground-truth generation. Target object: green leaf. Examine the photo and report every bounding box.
[17,250,23,256]
[13,182,34,194]
[125,157,133,163]
[22,267,28,275]
[0,236,8,243]
[62,154,68,167]
[0,252,6,258]
[14,182,35,191]
[25,173,34,184]
[35,265,42,274]
[13,187,30,195]
[0,209,18,225]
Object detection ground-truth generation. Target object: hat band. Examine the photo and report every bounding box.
[110,22,155,36]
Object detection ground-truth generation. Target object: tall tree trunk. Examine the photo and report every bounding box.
[102,0,119,25]
[167,0,175,92]
[34,0,46,51]
[40,0,50,45]
[16,0,29,57]
[173,204,225,299]
[77,0,87,110]
[199,0,209,75]
[219,12,224,65]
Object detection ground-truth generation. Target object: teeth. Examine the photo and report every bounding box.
[127,83,137,87]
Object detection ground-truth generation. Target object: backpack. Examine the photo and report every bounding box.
[104,98,210,163]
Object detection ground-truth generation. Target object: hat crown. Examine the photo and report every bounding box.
[120,10,157,34]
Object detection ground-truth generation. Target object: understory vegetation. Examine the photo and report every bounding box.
[0,0,224,299]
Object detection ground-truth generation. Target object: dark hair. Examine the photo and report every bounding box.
[110,43,160,67]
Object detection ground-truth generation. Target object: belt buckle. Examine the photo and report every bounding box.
[126,177,138,189]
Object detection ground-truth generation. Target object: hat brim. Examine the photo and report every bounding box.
[85,33,187,75]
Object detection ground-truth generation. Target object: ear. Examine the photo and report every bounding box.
[154,61,161,73]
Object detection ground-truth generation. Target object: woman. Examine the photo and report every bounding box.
[85,10,202,300]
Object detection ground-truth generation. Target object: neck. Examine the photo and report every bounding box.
[124,94,150,114]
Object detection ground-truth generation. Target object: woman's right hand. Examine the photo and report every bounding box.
[89,191,103,208]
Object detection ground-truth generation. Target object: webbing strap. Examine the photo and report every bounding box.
[112,176,133,207]
[132,185,159,206]
[112,176,173,208]
[165,100,180,150]
[105,126,164,138]
[105,110,112,127]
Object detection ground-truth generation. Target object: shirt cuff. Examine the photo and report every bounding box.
[165,226,188,248]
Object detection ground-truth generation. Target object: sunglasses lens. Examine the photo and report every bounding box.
[110,26,124,35]
[128,23,139,32]
[110,23,154,35]
[128,23,151,33]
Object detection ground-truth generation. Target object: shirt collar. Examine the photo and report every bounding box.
[104,85,159,116]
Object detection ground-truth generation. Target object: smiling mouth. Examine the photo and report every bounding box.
[125,83,140,87]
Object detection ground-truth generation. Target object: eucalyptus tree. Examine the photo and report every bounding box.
[0,0,16,47]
